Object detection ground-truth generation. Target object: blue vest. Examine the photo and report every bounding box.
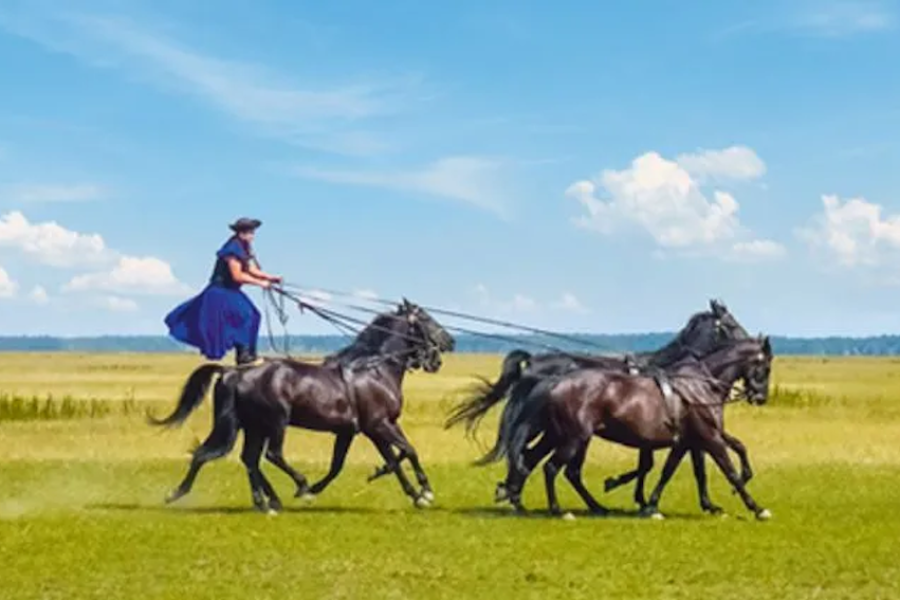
[209,238,251,289]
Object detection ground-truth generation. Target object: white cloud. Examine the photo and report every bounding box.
[296,156,511,216]
[29,285,49,305]
[353,289,379,301]
[0,10,416,156]
[675,146,766,182]
[8,183,106,203]
[474,283,538,314]
[96,295,139,312]
[552,292,589,314]
[299,289,333,307]
[0,211,109,267]
[0,211,188,295]
[510,294,538,312]
[64,256,189,296]
[715,2,894,40]
[728,239,787,262]
[797,194,900,267]
[793,1,894,37]
[0,266,17,298]
[568,148,779,260]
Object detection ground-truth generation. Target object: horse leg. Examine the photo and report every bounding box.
[704,436,769,520]
[690,448,722,515]
[165,379,239,504]
[264,425,311,498]
[307,430,354,497]
[366,431,426,507]
[603,449,650,493]
[641,443,689,518]
[240,428,278,513]
[501,432,554,512]
[564,442,608,515]
[722,430,753,485]
[380,421,434,503]
[631,449,655,509]
[542,439,583,516]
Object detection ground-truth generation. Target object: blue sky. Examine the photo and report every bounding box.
[1,0,899,337]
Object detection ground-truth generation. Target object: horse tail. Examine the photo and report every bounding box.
[444,349,532,434]
[188,377,240,461]
[147,363,225,427]
[473,371,547,466]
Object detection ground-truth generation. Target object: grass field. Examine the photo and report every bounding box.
[1,353,899,599]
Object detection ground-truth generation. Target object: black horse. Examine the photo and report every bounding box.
[445,299,752,508]
[150,299,455,513]
[489,337,773,519]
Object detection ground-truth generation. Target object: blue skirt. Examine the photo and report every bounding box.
[165,284,261,360]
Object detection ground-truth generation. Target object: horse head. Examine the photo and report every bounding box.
[742,334,773,405]
[699,335,774,406]
[677,298,750,356]
[399,297,455,373]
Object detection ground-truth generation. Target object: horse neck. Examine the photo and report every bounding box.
[645,313,711,365]
[379,322,417,376]
[702,344,754,391]
[327,313,401,365]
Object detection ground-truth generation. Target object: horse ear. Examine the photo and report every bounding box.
[763,335,772,355]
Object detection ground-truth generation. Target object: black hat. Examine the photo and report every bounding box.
[229,217,262,233]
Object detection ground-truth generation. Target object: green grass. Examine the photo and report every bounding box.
[1,353,899,599]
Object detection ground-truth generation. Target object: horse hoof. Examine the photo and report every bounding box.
[603,479,615,493]
[266,508,279,517]
[561,512,576,521]
[421,490,435,503]
[298,493,317,503]
[756,509,772,521]
[494,485,509,503]
[164,490,183,504]
[415,496,431,509]
[650,512,665,521]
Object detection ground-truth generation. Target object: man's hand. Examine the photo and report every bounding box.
[269,275,283,284]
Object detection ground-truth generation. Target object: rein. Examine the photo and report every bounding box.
[278,282,612,353]
[266,287,439,373]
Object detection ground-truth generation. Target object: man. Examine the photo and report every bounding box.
[165,217,281,366]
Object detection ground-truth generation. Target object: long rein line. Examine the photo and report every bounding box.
[282,287,580,357]
[278,282,612,353]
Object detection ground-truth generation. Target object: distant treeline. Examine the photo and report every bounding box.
[2,333,900,355]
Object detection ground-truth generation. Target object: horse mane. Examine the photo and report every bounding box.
[644,310,711,364]
[323,311,405,367]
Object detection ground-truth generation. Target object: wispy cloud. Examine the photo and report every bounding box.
[7,183,106,203]
[793,1,894,37]
[95,295,139,313]
[0,7,421,156]
[0,265,17,298]
[714,1,895,40]
[295,156,513,217]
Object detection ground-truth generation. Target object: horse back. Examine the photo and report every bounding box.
[233,359,357,433]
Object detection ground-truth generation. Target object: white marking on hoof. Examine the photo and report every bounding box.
[561,512,576,521]
[299,493,317,503]
[422,490,435,503]
[266,509,279,517]
[415,496,431,509]
[650,512,665,521]
[757,509,772,521]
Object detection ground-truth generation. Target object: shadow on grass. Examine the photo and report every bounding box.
[85,502,384,516]
[85,502,729,521]
[449,506,717,521]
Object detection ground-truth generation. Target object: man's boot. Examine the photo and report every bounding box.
[235,344,263,367]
